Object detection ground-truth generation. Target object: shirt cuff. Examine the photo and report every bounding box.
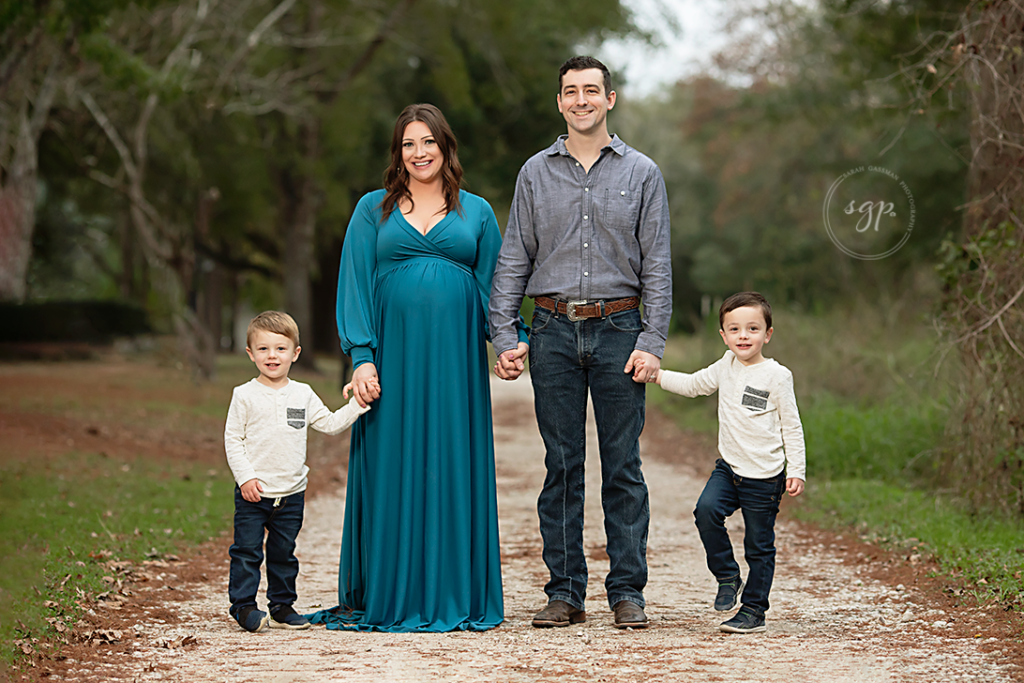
[634,332,666,359]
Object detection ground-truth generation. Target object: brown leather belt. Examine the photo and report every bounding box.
[534,296,640,322]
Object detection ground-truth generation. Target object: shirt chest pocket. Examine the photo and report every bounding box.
[286,407,306,430]
[602,188,640,231]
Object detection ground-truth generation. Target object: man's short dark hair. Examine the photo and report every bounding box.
[719,292,773,330]
[559,56,612,95]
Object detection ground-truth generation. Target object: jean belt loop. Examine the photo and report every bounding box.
[600,300,606,318]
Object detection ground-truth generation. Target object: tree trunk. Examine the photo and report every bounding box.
[284,116,321,372]
[0,57,59,302]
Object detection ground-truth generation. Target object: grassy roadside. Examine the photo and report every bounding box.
[652,300,1024,613]
[0,454,236,668]
[0,350,350,670]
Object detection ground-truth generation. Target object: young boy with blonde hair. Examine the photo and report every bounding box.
[224,311,373,632]
[653,292,805,634]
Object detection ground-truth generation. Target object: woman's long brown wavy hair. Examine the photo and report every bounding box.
[379,103,464,223]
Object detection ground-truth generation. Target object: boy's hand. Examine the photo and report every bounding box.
[349,363,381,408]
[786,477,805,497]
[625,350,660,383]
[240,479,263,503]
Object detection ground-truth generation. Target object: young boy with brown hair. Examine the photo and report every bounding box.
[653,292,806,633]
[224,311,373,632]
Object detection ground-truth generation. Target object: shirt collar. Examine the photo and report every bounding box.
[544,133,625,157]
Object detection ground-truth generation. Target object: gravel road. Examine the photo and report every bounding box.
[52,377,1016,682]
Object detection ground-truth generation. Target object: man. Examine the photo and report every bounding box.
[489,56,672,629]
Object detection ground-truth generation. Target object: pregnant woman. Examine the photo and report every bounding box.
[313,103,524,632]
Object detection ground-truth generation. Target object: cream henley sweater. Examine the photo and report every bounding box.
[224,378,369,498]
[660,350,806,481]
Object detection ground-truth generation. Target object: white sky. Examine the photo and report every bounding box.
[595,0,731,97]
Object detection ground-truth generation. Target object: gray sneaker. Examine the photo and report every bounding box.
[719,608,766,634]
[714,577,743,611]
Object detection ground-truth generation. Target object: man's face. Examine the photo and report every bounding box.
[557,68,615,136]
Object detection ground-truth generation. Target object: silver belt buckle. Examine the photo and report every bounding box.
[565,300,587,322]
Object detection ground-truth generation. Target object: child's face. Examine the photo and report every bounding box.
[719,305,773,366]
[246,330,300,386]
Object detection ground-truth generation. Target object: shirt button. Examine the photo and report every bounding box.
[620,190,625,195]
[576,162,580,167]
[584,243,589,248]
[583,215,588,220]
[584,272,589,276]
[585,188,589,192]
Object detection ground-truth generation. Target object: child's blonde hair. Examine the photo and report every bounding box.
[246,311,300,348]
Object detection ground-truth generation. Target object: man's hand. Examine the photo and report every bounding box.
[240,478,263,503]
[494,342,529,381]
[346,363,381,407]
[786,478,805,497]
[624,349,661,383]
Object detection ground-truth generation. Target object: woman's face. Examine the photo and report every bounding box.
[401,120,444,186]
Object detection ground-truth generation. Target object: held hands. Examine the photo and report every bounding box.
[240,478,263,503]
[345,363,381,408]
[624,350,661,384]
[786,478,805,497]
[494,342,529,381]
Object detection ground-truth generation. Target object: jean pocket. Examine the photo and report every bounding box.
[607,308,642,333]
[531,308,554,333]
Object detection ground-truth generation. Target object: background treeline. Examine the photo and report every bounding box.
[2,0,1022,518]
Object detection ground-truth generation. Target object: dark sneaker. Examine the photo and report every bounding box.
[612,601,649,629]
[531,600,586,628]
[719,608,766,634]
[714,577,743,612]
[234,606,269,633]
[269,604,312,630]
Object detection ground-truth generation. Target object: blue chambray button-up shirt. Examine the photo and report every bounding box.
[490,134,673,358]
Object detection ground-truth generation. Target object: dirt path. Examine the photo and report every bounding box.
[52,377,1015,682]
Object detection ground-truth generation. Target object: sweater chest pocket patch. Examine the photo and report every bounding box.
[741,386,769,412]
[287,407,306,429]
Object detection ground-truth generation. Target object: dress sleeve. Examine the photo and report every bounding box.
[336,193,381,369]
[473,198,529,344]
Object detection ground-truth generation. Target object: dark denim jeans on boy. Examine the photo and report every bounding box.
[528,306,649,611]
[228,488,305,618]
[694,458,785,616]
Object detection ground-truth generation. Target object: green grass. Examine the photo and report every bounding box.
[794,479,1024,604]
[0,451,235,667]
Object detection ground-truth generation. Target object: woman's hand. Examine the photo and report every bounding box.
[346,363,381,408]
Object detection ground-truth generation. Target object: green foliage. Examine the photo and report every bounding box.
[0,454,235,665]
[801,393,947,482]
[794,479,1024,606]
[79,33,164,93]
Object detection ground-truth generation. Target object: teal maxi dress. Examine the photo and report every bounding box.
[312,189,509,632]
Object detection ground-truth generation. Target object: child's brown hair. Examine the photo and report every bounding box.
[246,311,300,349]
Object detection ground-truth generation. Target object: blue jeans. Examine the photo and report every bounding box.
[528,306,649,610]
[228,488,305,616]
[694,459,785,616]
